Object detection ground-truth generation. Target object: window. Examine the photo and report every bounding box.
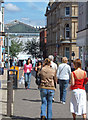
[65,24,70,39]
[65,7,70,16]
[65,47,70,59]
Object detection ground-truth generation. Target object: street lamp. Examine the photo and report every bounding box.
[5,33,11,69]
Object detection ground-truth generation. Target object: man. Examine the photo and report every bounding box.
[9,57,13,67]
[48,55,57,102]
[48,55,57,71]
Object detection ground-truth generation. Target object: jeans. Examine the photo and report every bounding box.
[24,73,31,88]
[1,67,4,75]
[40,88,55,120]
[59,80,69,102]
[5,63,8,69]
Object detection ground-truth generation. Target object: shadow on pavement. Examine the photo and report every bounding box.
[2,117,86,120]
[15,88,38,91]
[53,101,62,104]
[22,99,41,103]
[31,70,36,78]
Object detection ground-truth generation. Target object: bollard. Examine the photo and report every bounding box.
[7,76,13,117]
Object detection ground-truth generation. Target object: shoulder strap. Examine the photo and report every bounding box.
[72,72,78,79]
[73,71,86,79]
[84,71,86,78]
[59,65,66,75]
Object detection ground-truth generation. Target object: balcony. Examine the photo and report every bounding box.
[60,39,71,44]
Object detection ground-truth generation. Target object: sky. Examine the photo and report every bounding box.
[4,1,49,27]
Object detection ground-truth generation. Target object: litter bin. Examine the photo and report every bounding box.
[8,69,18,89]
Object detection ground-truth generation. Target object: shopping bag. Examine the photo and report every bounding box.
[19,76,25,84]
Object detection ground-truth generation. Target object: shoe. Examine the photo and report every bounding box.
[25,86,28,89]
[52,97,55,102]
[41,116,46,120]
[62,102,65,104]
[60,101,63,103]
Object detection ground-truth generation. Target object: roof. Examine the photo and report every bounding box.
[5,20,39,33]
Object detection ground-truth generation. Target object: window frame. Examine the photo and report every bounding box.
[65,47,70,59]
[65,7,70,16]
[65,24,70,39]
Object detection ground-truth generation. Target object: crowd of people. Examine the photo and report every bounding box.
[1,55,88,120]
[21,55,88,120]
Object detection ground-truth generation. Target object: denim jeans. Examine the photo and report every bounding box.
[1,67,4,75]
[40,88,55,120]
[24,73,31,88]
[59,80,69,102]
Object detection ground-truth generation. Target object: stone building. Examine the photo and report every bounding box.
[40,28,47,59]
[45,2,79,61]
[77,2,88,69]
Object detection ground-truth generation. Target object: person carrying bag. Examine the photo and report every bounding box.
[57,57,71,104]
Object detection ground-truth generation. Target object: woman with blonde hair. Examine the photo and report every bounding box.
[70,59,88,120]
[57,57,71,104]
[39,58,57,120]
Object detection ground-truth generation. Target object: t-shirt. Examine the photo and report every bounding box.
[51,61,57,71]
[1,62,4,67]
[26,65,30,73]
[24,64,32,73]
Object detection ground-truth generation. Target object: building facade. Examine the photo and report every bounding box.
[45,2,79,61]
[40,28,47,59]
[77,2,88,69]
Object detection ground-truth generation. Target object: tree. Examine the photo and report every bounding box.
[5,39,23,58]
[23,38,40,57]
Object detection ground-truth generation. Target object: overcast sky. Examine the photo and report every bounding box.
[4,2,48,27]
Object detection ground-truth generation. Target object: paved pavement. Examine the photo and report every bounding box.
[12,71,82,119]
[0,69,8,120]
[1,70,88,120]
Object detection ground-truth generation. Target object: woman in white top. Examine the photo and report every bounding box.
[1,59,5,75]
[57,57,71,104]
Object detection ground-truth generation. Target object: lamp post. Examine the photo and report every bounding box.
[7,34,10,69]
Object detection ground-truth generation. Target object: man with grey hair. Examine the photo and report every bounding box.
[48,55,57,71]
[48,55,57,102]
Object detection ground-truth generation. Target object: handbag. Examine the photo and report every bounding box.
[35,69,41,85]
[35,74,41,85]
[57,65,66,84]
[19,76,25,85]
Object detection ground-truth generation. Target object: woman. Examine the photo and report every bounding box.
[1,59,5,75]
[23,58,32,89]
[57,57,71,104]
[70,59,88,120]
[5,59,8,69]
[39,58,57,120]
[35,61,42,79]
